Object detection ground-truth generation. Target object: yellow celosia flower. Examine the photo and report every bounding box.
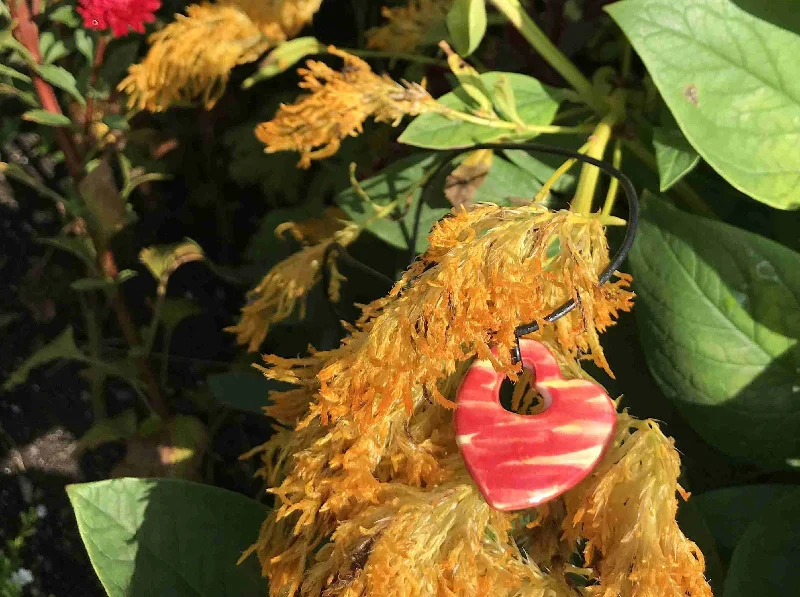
[245,359,707,597]
[366,0,453,53]
[226,221,359,352]
[255,47,440,167]
[562,412,712,597]
[119,1,323,111]
[241,202,706,597]
[314,203,632,425]
[232,0,323,38]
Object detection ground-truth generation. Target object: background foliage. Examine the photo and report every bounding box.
[1,0,799,596]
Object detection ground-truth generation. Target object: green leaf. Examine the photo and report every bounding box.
[629,195,800,469]
[336,153,449,253]
[71,270,138,292]
[242,37,325,88]
[208,371,291,414]
[607,0,800,209]
[49,5,82,27]
[102,113,130,131]
[446,0,487,56]
[37,64,86,106]
[653,125,700,191]
[723,489,800,597]
[470,152,542,204]
[0,27,34,61]
[691,485,796,563]
[79,158,128,238]
[4,327,89,391]
[1,162,67,204]
[67,478,270,597]
[0,83,38,107]
[140,239,205,290]
[121,172,169,201]
[39,31,71,64]
[74,29,95,62]
[77,410,138,452]
[399,72,560,149]
[0,64,31,83]
[22,109,72,127]
[39,234,97,270]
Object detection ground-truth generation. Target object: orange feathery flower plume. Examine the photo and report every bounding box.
[119,1,323,111]
[366,0,453,53]
[241,199,707,597]
[255,47,440,167]
[226,221,358,352]
[563,412,712,597]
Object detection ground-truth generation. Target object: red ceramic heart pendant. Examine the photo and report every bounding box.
[455,339,616,511]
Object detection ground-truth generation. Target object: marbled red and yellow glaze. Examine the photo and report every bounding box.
[455,340,616,511]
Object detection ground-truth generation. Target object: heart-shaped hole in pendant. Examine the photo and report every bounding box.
[498,368,549,416]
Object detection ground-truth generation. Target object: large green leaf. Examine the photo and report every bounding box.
[446,0,487,56]
[471,153,542,204]
[399,72,560,149]
[723,489,800,597]
[691,484,796,563]
[67,478,269,597]
[608,0,800,209]
[629,196,800,469]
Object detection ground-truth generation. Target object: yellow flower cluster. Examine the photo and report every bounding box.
[366,0,453,53]
[319,204,632,425]
[241,204,709,597]
[255,48,440,167]
[119,0,323,111]
[226,220,358,352]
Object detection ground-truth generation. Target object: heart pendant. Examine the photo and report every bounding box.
[454,339,616,511]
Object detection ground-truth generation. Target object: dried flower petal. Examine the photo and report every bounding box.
[78,0,161,37]
[366,0,452,53]
[255,47,440,167]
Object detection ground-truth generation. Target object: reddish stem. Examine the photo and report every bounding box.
[84,35,110,144]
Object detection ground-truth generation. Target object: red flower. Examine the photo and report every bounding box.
[78,0,161,37]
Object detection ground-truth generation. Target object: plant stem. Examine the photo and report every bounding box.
[601,138,623,217]
[490,0,605,112]
[571,96,624,215]
[441,106,595,135]
[83,35,110,145]
[11,0,169,418]
[78,293,107,420]
[10,0,83,180]
[343,47,447,67]
[534,140,591,203]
